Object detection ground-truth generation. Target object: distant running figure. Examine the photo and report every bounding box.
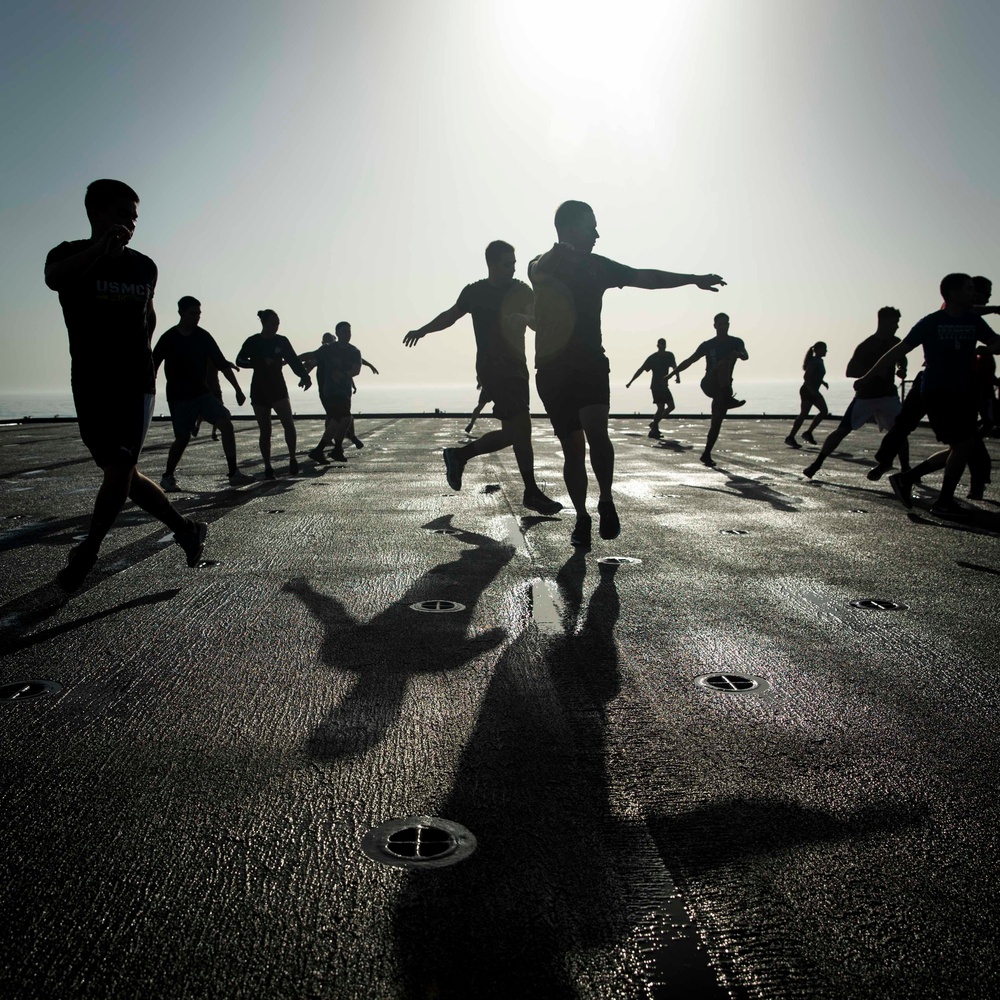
[786,342,830,448]
[529,201,725,545]
[804,308,906,480]
[300,322,362,464]
[626,338,678,438]
[404,240,562,515]
[44,178,208,592]
[855,275,1000,517]
[153,296,253,490]
[236,309,312,479]
[668,314,748,467]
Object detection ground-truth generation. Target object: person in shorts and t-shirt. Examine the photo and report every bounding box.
[626,338,678,438]
[44,178,208,591]
[855,274,1000,517]
[804,307,907,479]
[403,240,562,515]
[301,321,362,463]
[667,314,748,467]
[153,296,252,491]
[528,201,725,546]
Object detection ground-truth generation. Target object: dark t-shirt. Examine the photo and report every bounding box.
[642,351,676,387]
[803,356,826,391]
[690,336,748,379]
[846,333,901,398]
[455,278,533,381]
[45,240,158,395]
[313,341,362,398]
[236,333,307,403]
[153,326,228,402]
[528,244,638,369]
[901,311,998,395]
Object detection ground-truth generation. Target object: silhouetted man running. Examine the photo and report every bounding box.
[529,202,725,544]
[855,275,1000,517]
[804,307,906,479]
[404,240,562,515]
[668,313,747,467]
[154,296,253,490]
[44,179,208,591]
[301,321,362,463]
[626,338,678,437]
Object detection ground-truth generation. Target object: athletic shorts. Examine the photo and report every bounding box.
[652,383,675,407]
[536,359,611,438]
[479,373,529,422]
[74,391,155,468]
[323,393,352,421]
[168,393,231,438]
[799,386,828,414]
[924,392,978,445]
[849,394,900,432]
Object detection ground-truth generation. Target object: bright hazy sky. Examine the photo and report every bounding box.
[2,0,998,392]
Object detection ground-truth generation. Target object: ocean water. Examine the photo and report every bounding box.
[0,379,859,420]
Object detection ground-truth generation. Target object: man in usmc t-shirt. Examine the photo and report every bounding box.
[44,178,208,591]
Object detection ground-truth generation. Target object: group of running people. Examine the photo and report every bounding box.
[44,179,999,591]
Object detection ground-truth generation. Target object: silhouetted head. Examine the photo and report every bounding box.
[876,306,901,335]
[940,273,975,307]
[713,313,730,335]
[177,296,201,326]
[657,338,666,350]
[321,332,335,345]
[972,275,992,306]
[335,321,351,342]
[485,240,516,281]
[85,179,139,243]
[257,309,279,335]
[554,200,598,253]
[804,341,827,368]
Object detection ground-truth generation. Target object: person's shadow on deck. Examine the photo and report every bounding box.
[391,553,626,998]
[284,517,513,762]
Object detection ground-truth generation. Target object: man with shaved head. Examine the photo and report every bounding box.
[528,200,725,546]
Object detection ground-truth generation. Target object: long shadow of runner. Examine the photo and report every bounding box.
[391,554,628,998]
[695,471,802,513]
[285,517,513,762]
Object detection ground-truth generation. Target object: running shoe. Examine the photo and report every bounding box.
[648,427,662,439]
[785,435,802,449]
[802,431,818,445]
[597,499,621,540]
[866,461,891,482]
[228,470,255,486]
[160,473,180,492]
[349,435,365,449]
[930,500,972,518]
[570,513,592,548]
[175,521,208,567]
[967,488,985,501]
[726,398,746,409]
[522,488,563,515]
[331,445,347,463]
[288,458,299,476]
[700,453,716,467]
[263,466,276,481]
[464,422,476,434]
[803,462,819,479]
[56,541,99,593]
[888,472,913,509]
[307,447,329,465]
[443,448,464,490]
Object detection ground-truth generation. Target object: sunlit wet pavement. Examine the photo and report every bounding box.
[1,415,998,999]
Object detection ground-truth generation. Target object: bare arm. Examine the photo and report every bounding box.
[852,341,912,393]
[44,228,130,288]
[624,271,726,292]
[625,362,648,387]
[403,302,467,346]
[146,300,156,337]
[361,357,379,374]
